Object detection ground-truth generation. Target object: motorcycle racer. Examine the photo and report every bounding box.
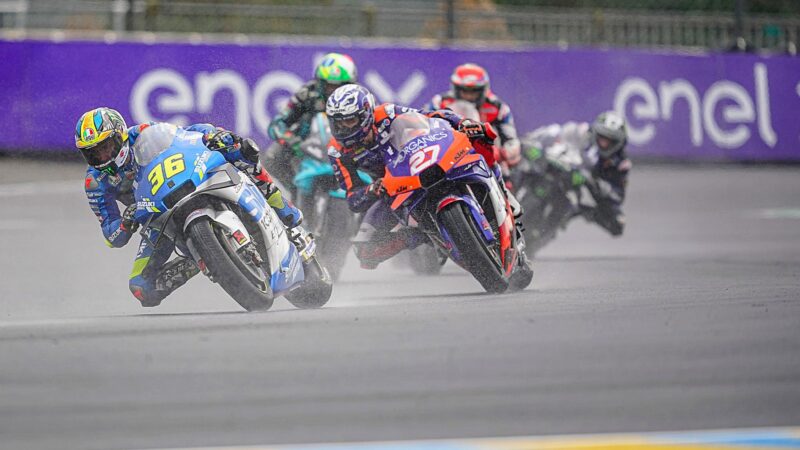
[522,111,631,236]
[265,52,358,189]
[325,84,513,269]
[76,107,302,307]
[425,63,522,170]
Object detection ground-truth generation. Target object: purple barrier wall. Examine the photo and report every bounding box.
[1,38,799,160]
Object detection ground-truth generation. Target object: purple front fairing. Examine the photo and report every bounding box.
[446,155,493,182]
[394,142,495,217]
[385,129,455,177]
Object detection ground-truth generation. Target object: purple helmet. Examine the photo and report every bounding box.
[326,84,375,148]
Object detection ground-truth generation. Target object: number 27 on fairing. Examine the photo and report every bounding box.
[409,145,441,175]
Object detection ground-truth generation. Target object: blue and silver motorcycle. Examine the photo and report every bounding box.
[132,123,332,311]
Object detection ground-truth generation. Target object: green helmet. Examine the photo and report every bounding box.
[315,53,358,98]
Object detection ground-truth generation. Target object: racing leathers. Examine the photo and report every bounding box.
[265,80,328,189]
[426,90,522,168]
[523,122,631,236]
[327,104,465,269]
[85,122,302,307]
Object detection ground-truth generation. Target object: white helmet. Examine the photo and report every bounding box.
[590,111,627,158]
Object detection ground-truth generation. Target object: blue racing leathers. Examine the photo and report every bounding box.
[84,122,301,306]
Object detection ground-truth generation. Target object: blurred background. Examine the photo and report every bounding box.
[1,0,799,161]
[2,4,800,450]
[1,0,798,52]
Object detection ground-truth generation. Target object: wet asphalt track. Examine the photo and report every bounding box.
[0,158,799,450]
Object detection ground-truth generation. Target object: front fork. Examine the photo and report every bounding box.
[435,182,520,275]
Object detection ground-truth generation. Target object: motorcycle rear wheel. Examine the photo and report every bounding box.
[410,244,447,275]
[284,257,333,309]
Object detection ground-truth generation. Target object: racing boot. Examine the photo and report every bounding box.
[155,257,200,292]
[129,258,200,307]
[264,182,303,229]
[353,226,425,270]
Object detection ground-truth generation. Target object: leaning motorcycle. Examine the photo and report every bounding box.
[512,138,613,254]
[381,112,533,293]
[398,100,487,276]
[289,113,371,281]
[131,123,332,311]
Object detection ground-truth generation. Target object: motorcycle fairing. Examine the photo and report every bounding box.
[133,125,306,295]
[271,242,304,293]
[133,131,227,224]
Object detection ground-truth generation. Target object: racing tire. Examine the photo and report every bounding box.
[284,257,333,309]
[316,200,353,282]
[410,244,447,275]
[509,250,534,292]
[439,202,509,294]
[187,218,274,312]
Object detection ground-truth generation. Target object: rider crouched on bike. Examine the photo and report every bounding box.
[325,84,509,269]
[425,63,522,217]
[523,111,631,236]
[265,53,358,189]
[76,107,302,307]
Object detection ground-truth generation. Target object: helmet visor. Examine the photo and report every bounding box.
[455,86,484,102]
[595,134,624,157]
[330,115,362,140]
[596,136,613,151]
[80,134,121,168]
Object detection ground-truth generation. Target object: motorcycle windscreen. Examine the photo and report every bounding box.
[447,100,481,122]
[387,112,453,177]
[132,123,179,167]
[388,111,433,151]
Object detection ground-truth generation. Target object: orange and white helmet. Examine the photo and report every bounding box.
[451,63,490,105]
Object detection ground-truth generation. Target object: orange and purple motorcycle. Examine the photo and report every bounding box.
[381,112,533,294]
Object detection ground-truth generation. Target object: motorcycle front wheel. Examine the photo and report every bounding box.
[315,198,353,282]
[187,217,274,312]
[438,202,509,294]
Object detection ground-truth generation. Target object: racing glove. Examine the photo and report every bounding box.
[121,203,140,233]
[458,119,498,144]
[206,130,261,164]
[205,129,241,151]
[365,178,386,200]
